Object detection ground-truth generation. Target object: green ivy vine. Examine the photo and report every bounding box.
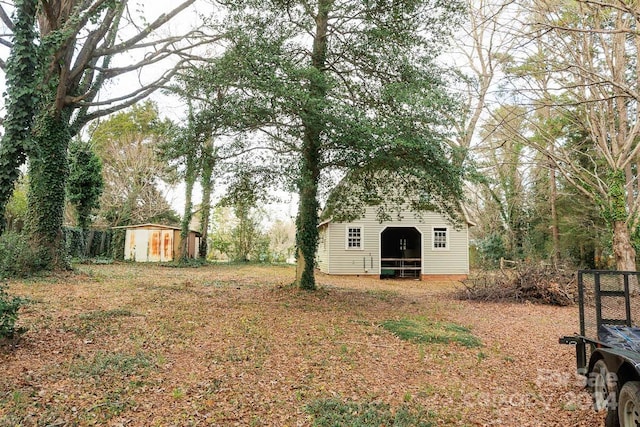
[0,0,39,232]
[603,169,628,224]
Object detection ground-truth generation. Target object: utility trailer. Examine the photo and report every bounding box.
[560,270,640,427]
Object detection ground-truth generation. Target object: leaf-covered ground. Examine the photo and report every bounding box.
[1,263,604,426]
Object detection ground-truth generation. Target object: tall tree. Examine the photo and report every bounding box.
[216,0,466,289]
[66,139,104,233]
[170,43,268,259]
[91,102,177,227]
[451,0,519,165]
[159,104,206,262]
[475,105,531,259]
[0,0,205,269]
[199,143,216,258]
[512,1,640,271]
[161,76,228,262]
[219,171,268,262]
[503,39,565,264]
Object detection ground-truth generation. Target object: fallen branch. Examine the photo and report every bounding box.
[458,263,577,306]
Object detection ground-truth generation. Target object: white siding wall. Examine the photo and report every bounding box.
[422,218,469,275]
[316,225,330,271]
[318,207,469,276]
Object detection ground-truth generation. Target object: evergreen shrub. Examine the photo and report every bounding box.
[0,282,26,339]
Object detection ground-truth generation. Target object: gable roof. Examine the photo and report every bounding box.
[321,168,472,225]
[317,210,475,228]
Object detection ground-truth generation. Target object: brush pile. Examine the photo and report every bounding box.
[459,263,577,306]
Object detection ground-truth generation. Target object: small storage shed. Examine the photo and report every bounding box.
[114,223,201,262]
[316,206,472,280]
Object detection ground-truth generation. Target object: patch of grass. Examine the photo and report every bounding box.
[306,398,435,427]
[80,388,134,423]
[380,317,482,348]
[64,308,135,338]
[172,387,185,400]
[162,258,208,268]
[78,308,135,321]
[365,289,398,301]
[0,386,55,425]
[68,351,154,379]
[203,279,235,288]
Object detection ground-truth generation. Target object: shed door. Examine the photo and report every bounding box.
[133,230,151,262]
[126,230,136,261]
[161,230,173,261]
[148,231,162,262]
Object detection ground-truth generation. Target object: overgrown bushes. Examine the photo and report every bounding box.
[0,282,26,339]
[110,228,125,261]
[0,232,47,277]
[459,263,576,306]
[63,227,113,259]
[0,229,116,277]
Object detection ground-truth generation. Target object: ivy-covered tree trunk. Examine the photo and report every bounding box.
[0,0,38,232]
[67,139,104,258]
[180,155,197,262]
[606,170,637,272]
[199,151,215,258]
[26,110,72,269]
[295,0,328,290]
[296,163,321,289]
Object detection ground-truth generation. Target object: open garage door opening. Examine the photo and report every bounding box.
[380,227,421,279]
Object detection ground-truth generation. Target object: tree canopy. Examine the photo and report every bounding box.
[3,0,635,275]
[196,0,467,288]
[0,0,209,269]
[90,101,178,228]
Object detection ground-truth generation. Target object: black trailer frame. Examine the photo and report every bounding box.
[561,270,640,427]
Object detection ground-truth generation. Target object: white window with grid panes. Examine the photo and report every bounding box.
[432,227,448,250]
[346,226,363,250]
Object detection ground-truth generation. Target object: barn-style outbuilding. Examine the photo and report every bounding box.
[316,206,471,280]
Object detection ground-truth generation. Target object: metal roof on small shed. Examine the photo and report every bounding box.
[111,223,201,236]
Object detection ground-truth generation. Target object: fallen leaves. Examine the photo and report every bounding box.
[0,263,604,426]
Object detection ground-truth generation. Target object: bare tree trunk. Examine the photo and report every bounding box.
[549,157,560,265]
[613,221,636,272]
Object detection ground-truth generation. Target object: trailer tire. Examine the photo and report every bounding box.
[593,360,617,411]
[618,381,640,427]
